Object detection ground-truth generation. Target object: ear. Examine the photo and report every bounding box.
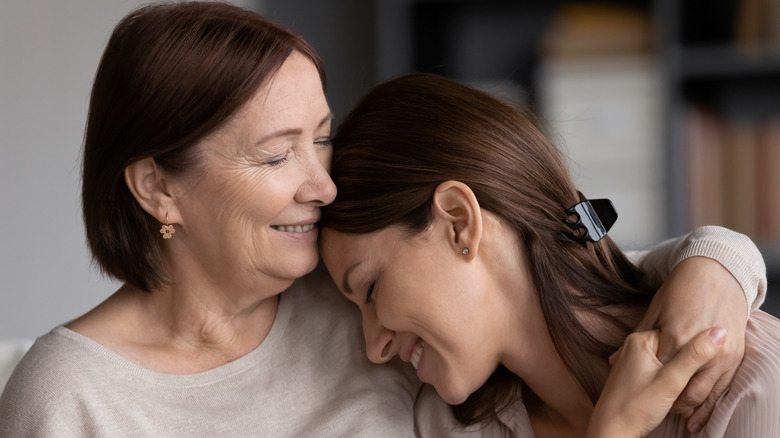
[431,181,482,261]
[124,157,180,224]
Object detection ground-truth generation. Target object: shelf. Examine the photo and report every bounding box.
[668,44,780,79]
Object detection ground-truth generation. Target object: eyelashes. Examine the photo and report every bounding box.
[264,137,330,167]
[266,155,289,167]
[365,282,376,304]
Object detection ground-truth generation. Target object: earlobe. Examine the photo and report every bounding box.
[431,181,482,260]
[124,157,179,224]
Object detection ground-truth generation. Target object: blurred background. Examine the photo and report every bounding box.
[1,0,778,351]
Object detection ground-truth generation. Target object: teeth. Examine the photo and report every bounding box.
[410,341,425,369]
[272,224,315,233]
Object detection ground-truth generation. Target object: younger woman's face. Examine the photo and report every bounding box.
[321,225,510,404]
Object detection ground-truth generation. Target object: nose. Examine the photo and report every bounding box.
[361,308,394,364]
[295,147,337,206]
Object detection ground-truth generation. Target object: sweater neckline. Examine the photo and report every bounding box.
[52,292,292,387]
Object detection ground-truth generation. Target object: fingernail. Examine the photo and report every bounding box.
[709,327,726,346]
[688,422,701,433]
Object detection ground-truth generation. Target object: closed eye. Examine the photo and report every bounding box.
[266,155,289,167]
[365,282,376,304]
[315,136,332,147]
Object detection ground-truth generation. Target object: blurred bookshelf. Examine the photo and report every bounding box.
[658,0,780,315]
[374,0,780,315]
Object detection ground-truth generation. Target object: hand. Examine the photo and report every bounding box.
[586,327,726,438]
[634,256,747,432]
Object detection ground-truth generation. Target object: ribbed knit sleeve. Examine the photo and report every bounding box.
[626,226,767,312]
[648,311,780,438]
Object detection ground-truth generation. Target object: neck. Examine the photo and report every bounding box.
[479,214,646,436]
[502,302,599,437]
[504,299,645,437]
[142,281,281,349]
[142,242,292,352]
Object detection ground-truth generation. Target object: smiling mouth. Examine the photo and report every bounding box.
[411,340,425,370]
[271,224,316,233]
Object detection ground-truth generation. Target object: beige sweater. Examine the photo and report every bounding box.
[0,268,419,437]
[0,227,768,437]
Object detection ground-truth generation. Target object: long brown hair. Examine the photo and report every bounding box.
[82,2,325,291]
[322,73,652,425]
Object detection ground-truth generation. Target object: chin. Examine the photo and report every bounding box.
[436,383,472,406]
[290,249,320,277]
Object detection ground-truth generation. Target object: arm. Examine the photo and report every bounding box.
[626,225,767,311]
[626,226,767,432]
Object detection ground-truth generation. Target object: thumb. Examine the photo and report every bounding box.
[657,327,726,393]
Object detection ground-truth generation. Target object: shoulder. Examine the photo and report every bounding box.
[701,311,780,436]
[414,384,531,437]
[284,262,360,326]
[0,327,101,434]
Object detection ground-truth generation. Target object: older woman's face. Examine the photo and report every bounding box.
[173,52,336,293]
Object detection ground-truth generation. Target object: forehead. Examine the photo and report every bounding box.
[201,52,329,150]
[241,52,327,124]
[322,228,374,259]
[321,228,396,273]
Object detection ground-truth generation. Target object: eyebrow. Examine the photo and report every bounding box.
[342,261,361,296]
[255,113,334,146]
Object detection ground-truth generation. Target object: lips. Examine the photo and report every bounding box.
[271,223,316,232]
[410,340,425,370]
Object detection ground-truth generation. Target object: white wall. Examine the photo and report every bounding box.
[0,0,260,341]
[538,57,665,249]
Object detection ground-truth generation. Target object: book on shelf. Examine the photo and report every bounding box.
[686,107,725,228]
[757,119,780,243]
[685,0,780,50]
[736,0,766,48]
[685,107,780,246]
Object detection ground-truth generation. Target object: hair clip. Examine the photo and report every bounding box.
[565,198,617,244]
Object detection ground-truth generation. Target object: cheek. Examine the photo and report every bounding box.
[209,168,298,224]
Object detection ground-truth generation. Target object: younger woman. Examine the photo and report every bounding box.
[320,73,779,437]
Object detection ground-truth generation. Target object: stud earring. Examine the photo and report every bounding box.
[160,213,175,240]
[461,248,469,255]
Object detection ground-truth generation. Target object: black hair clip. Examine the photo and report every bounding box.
[565,198,618,243]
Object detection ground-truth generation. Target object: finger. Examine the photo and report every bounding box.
[608,345,623,366]
[669,366,719,414]
[686,374,733,434]
[657,327,726,393]
[656,326,688,365]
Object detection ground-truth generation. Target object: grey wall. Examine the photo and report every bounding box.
[0,0,376,341]
[263,0,377,122]
[0,0,260,341]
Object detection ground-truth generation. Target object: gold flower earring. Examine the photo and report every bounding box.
[160,213,175,240]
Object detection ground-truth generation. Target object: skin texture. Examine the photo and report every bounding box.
[67,52,337,374]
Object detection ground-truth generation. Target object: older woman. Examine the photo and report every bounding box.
[319,73,778,437]
[0,3,768,437]
[0,3,415,436]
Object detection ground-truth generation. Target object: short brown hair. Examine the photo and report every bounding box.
[82,2,326,291]
[322,73,651,425]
